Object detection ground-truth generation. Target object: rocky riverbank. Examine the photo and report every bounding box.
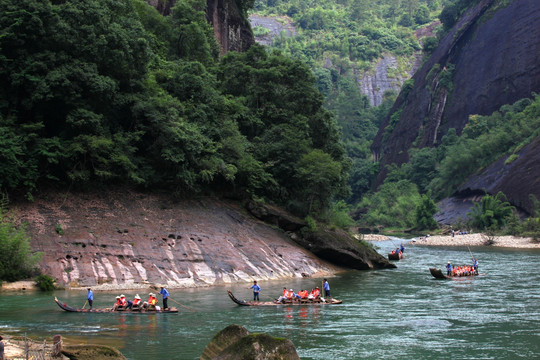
[408,233,540,249]
[8,190,392,290]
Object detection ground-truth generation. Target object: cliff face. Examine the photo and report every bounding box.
[207,0,254,55]
[371,0,540,212]
[146,0,254,54]
[12,191,390,289]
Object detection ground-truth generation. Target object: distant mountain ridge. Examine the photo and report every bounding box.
[371,0,540,216]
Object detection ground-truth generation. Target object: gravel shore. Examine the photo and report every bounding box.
[407,233,540,249]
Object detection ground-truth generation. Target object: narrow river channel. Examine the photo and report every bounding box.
[1,240,539,359]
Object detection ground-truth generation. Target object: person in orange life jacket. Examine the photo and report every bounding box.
[120,294,133,309]
[112,296,122,311]
[288,289,300,301]
[149,293,157,308]
[143,293,157,309]
[276,287,289,303]
[249,281,261,301]
[159,286,169,309]
[132,294,142,308]
[299,290,309,299]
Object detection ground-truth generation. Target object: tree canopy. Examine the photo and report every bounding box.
[0,0,349,217]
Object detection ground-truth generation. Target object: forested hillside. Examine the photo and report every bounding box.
[250,0,444,203]
[0,0,349,218]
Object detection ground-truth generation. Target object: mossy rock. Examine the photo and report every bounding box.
[216,333,300,360]
[62,344,126,360]
[200,324,250,360]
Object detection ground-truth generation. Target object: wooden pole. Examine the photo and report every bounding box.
[82,299,88,309]
[169,297,196,312]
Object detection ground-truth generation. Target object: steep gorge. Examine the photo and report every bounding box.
[371,0,540,215]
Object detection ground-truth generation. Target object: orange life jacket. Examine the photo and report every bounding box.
[120,297,127,306]
[149,297,157,305]
[300,290,309,299]
[133,298,141,306]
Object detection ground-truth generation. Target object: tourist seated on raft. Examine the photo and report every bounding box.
[276,287,289,303]
[308,287,321,301]
[112,296,123,311]
[120,294,133,309]
[143,293,157,309]
[132,295,142,309]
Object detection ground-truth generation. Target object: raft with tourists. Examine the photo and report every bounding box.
[54,297,179,313]
[227,290,342,306]
[388,251,402,260]
[429,267,479,279]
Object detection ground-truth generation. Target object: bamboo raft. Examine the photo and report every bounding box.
[227,290,342,306]
[429,268,479,279]
[54,297,178,313]
[388,252,402,260]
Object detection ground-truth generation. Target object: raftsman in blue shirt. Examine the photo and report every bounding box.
[160,288,169,298]
[87,290,93,301]
[250,284,261,292]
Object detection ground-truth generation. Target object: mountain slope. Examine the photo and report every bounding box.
[371,0,540,213]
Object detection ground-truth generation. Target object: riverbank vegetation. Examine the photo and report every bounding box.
[0,198,41,283]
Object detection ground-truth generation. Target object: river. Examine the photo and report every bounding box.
[1,240,539,359]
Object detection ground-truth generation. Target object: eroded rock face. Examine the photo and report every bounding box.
[12,192,341,289]
[206,0,255,55]
[371,0,540,205]
[245,201,395,270]
[145,0,254,54]
[201,325,300,360]
[291,229,396,270]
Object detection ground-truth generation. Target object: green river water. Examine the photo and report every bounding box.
[1,240,539,359]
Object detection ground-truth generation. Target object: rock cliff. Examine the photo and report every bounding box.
[371,0,540,211]
[11,191,391,289]
[146,0,254,54]
[206,0,254,55]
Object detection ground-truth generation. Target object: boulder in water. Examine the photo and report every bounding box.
[200,324,300,360]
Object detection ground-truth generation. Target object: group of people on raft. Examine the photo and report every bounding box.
[91,286,170,311]
[111,293,158,311]
[446,259,479,277]
[248,279,332,303]
[390,244,405,256]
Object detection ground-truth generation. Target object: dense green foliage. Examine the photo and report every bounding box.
[35,274,56,291]
[426,96,540,199]
[468,192,514,230]
[0,199,41,281]
[415,193,438,229]
[358,178,421,229]
[0,0,349,217]
[251,0,448,206]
